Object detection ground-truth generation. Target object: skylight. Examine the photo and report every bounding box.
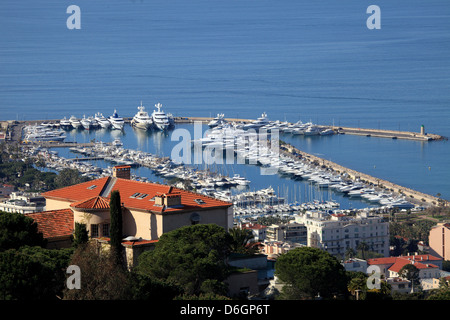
[87,185,97,190]
[194,199,206,204]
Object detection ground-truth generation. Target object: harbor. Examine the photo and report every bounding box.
[2,108,449,216]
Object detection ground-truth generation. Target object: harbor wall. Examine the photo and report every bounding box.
[280,143,449,207]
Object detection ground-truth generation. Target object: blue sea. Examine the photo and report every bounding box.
[1,0,449,202]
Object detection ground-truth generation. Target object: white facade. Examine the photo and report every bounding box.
[294,211,389,258]
[0,192,45,214]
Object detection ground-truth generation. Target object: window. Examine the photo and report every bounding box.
[102,223,110,237]
[138,193,148,199]
[130,192,141,198]
[91,224,99,238]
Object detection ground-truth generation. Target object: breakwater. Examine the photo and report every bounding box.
[280,142,449,207]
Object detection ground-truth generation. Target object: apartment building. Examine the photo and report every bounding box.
[294,210,389,258]
[0,191,46,214]
[265,222,307,244]
[429,222,450,260]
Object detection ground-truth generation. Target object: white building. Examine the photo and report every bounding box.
[0,192,45,214]
[294,210,389,258]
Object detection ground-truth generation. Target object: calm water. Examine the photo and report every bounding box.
[1,0,449,200]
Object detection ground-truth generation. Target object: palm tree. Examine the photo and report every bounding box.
[228,227,260,255]
[348,276,367,300]
[357,241,369,260]
[345,247,356,260]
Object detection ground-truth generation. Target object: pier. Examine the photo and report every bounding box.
[175,117,445,141]
[326,125,443,141]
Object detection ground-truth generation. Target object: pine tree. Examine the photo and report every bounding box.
[109,190,123,263]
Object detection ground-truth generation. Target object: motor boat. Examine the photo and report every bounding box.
[152,103,170,131]
[208,113,227,128]
[109,109,125,130]
[131,101,153,130]
[95,112,111,129]
[80,115,94,130]
[69,115,82,129]
[59,117,72,129]
[243,112,270,130]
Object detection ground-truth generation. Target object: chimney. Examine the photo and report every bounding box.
[154,192,182,207]
[113,165,131,179]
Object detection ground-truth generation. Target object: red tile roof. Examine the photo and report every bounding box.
[389,259,439,273]
[368,254,442,273]
[70,196,110,210]
[42,176,111,202]
[26,209,74,240]
[42,177,233,214]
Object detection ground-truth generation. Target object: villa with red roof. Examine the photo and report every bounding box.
[367,254,442,280]
[27,166,233,266]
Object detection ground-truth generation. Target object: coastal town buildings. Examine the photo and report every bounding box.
[294,210,390,258]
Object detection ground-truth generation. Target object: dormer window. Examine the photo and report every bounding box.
[194,199,206,205]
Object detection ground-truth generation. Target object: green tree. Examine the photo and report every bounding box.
[0,246,73,300]
[357,241,369,260]
[109,190,123,263]
[345,247,356,260]
[275,247,348,300]
[54,168,89,188]
[399,264,420,292]
[73,222,89,248]
[0,211,46,251]
[136,224,232,297]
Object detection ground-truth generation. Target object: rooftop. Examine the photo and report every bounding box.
[26,209,74,240]
[42,176,233,214]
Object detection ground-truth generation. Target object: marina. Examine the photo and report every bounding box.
[14,109,448,225]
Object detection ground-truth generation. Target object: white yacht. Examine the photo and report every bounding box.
[131,101,153,130]
[303,125,321,136]
[24,125,66,142]
[109,109,125,130]
[152,103,170,131]
[208,113,227,128]
[95,112,111,129]
[60,117,72,129]
[232,174,250,186]
[320,128,334,136]
[80,115,94,130]
[243,112,270,130]
[69,115,82,129]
